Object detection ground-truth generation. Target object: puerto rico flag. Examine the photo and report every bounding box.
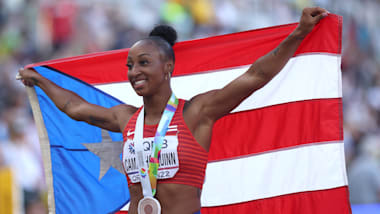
[26,14,351,213]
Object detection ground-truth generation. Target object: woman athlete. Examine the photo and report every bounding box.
[19,7,328,214]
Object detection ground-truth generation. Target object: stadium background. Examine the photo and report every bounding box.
[0,0,379,213]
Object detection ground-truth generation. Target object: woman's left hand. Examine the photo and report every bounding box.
[294,7,329,38]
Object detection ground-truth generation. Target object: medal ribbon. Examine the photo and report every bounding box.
[134,93,179,197]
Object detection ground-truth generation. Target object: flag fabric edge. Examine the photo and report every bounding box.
[25,86,56,214]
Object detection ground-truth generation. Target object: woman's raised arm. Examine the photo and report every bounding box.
[190,7,329,123]
[19,68,137,132]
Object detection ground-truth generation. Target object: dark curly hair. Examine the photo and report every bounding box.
[146,25,177,63]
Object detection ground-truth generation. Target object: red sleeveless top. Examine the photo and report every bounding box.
[122,99,208,189]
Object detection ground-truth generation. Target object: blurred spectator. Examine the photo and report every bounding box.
[0,114,45,212]
[43,0,77,51]
[348,135,380,204]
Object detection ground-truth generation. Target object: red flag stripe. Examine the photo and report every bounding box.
[27,15,341,84]
[116,187,350,214]
[201,187,351,214]
[209,98,342,161]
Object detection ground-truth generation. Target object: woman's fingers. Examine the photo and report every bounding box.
[309,7,329,24]
[309,7,328,17]
[297,7,329,37]
[18,68,37,87]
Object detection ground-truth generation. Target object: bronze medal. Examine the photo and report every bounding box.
[138,196,161,214]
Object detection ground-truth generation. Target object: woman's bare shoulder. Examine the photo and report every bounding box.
[111,104,139,132]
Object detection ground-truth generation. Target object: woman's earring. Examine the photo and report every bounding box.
[165,73,171,80]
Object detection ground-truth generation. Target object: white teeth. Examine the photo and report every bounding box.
[134,80,146,85]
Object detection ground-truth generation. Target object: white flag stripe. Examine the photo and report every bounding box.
[201,141,347,207]
[234,54,342,112]
[121,203,129,211]
[96,54,341,112]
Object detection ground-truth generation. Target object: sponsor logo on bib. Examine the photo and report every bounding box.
[123,135,179,183]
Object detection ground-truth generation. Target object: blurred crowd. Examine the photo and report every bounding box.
[0,0,379,213]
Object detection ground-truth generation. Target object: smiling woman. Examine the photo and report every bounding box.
[124,26,209,214]
[18,7,329,214]
[126,26,176,98]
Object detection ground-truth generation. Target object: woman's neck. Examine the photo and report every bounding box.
[142,90,172,125]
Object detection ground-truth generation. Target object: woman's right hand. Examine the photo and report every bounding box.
[17,67,136,133]
[18,68,42,87]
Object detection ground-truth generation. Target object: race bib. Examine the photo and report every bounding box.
[123,135,179,183]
